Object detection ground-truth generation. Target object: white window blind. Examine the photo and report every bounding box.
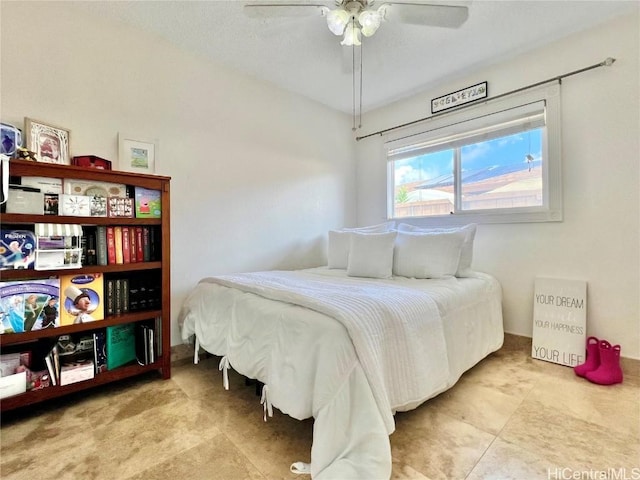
[386,101,545,161]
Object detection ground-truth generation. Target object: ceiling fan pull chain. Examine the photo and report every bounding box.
[359,37,363,130]
[352,22,357,132]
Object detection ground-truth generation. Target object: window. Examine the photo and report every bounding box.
[386,84,562,224]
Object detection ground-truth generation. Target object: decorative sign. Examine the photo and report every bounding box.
[532,277,587,367]
[431,81,488,114]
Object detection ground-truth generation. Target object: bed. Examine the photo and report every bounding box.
[178,262,503,479]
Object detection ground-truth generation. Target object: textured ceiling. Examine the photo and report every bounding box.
[71,0,637,114]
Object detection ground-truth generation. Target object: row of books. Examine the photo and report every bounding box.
[105,275,162,316]
[1,272,161,333]
[0,223,161,271]
[0,320,162,398]
[83,225,161,267]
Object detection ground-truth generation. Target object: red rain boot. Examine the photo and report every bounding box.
[585,340,623,385]
[574,336,600,378]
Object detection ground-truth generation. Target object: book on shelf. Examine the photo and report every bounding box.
[93,330,107,374]
[44,353,57,386]
[122,227,131,264]
[122,278,130,314]
[96,225,108,266]
[59,274,104,326]
[127,274,161,313]
[106,323,136,370]
[0,279,61,333]
[129,227,138,263]
[135,227,144,262]
[135,321,157,366]
[82,228,97,266]
[114,226,123,264]
[106,226,116,265]
[0,229,37,270]
[142,227,151,262]
[155,316,163,357]
[105,279,115,316]
[114,278,123,315]
[134,187,161,218]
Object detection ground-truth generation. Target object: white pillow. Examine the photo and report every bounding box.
[397,223,477,277]
[347,231,397,279]
[343,221,395,233]
[393,230,465,279]
[328,221,396,269]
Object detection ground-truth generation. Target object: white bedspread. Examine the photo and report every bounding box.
[201,270,450,434]
[179,268,504,479]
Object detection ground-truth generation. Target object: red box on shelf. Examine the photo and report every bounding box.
[71,156,112,170]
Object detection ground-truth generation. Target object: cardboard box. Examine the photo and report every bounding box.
[64,179,126,198]
[59,194,92,216]
[0,371,26,399]
[6,187,44,215]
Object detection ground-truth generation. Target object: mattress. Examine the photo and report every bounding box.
[178,267,503,479]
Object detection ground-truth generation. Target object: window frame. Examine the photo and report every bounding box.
[385,83,562,225]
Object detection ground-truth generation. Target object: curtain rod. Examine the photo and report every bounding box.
[355,57,616,142]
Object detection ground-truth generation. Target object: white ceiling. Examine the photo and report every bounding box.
[71,0,636,114]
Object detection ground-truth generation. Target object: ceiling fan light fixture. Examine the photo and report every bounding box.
[326,8,350,36]
[358,5,387,37]
[341,22,362,46]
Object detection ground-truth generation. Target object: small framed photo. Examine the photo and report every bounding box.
[59,194,91,217]
[107,197,134,218]
[118,133,156,174]
[25,118,71,165]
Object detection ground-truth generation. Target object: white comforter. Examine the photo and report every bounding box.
[179,268,503,479]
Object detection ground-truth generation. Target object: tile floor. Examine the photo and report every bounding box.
[1,334,638,480]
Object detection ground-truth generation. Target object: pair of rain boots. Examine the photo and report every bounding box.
[574,336,623,385]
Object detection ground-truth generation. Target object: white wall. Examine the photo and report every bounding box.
[1,2,356,346]
[356,12,640,359]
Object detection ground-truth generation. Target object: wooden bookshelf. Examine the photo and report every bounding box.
[0,160,171,412]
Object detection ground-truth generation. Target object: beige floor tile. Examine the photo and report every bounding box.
[1,398,97,480]
[1,441,101,480]
[457,352,542,399]
[80,375,190,429]
[215,406,314,479]
[427,377,524,435]
[391,407,495,480]
[391,459,433,480]
[89,398,222,479]
[526,372,640,438]
[466,437,555,480]
[124,432,267,480]
[499,397,640,471]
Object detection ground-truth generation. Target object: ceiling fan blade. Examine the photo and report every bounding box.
[384,2,469,28]
[244,2,331,18]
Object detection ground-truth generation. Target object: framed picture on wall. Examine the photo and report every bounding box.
[118,133,156,174]
[25,118,71,165]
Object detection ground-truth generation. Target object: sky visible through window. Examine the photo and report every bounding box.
[394,128,543,187]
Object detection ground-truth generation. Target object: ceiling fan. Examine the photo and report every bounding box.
[243,0,471,46]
